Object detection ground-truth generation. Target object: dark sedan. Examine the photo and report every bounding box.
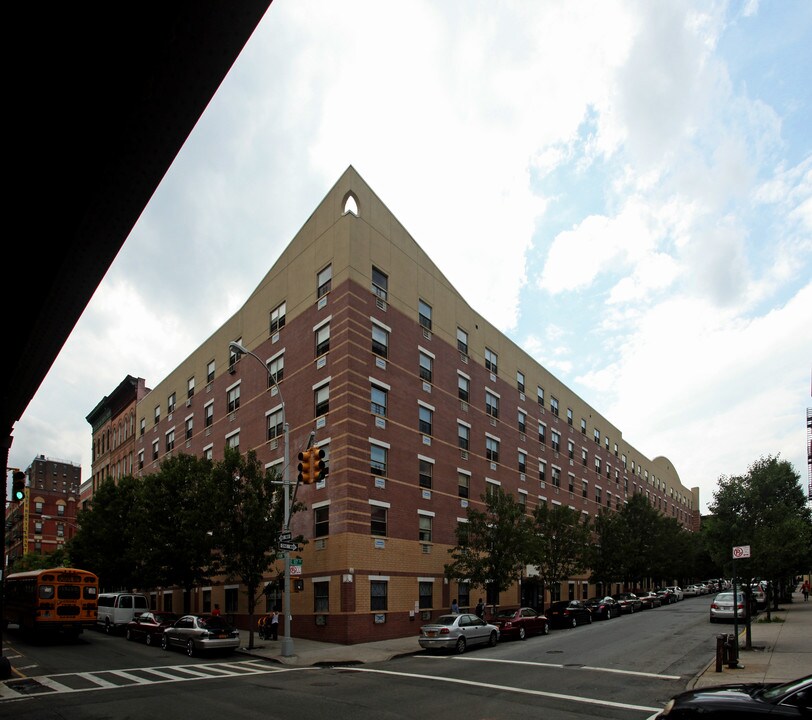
[612,592,643,614]
[546,600,593,629]
[584,596,622,620]
[125,611,179,646]
[647,674,811,719]
[490,606,549,640]
[637,591,663,609]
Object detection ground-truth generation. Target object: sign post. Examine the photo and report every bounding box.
[730,545,751,666]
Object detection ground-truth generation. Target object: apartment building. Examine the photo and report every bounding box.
[133,166,698,642]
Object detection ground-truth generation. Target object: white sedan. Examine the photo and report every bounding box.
[419,613,499,654]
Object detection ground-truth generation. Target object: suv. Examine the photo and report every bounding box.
[97,592,150,634]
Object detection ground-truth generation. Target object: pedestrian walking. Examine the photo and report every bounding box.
[803,580,810,602]
[451,598,459,613]
[270,609,280,639]
[475,598,485,619]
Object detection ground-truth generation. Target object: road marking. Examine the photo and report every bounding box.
[347,667,661,713]
[459,657,681,680]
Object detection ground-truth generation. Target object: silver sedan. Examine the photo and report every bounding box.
[161,614,240,657]
[419,613,499,654]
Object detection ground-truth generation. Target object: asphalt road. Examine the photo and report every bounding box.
[1,596,717,719]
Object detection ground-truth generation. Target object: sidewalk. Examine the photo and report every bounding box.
[236,592,812,685]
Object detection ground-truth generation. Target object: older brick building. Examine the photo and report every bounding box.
[133,166,698,642]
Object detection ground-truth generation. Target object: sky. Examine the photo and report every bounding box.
[8,0,812,514]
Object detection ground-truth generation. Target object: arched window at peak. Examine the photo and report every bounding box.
[343,192,359,216]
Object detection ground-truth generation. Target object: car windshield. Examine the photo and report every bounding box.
[494,609,518,619]
[154,613,177,623]
[761,675,812,700]
[432,615,459,626]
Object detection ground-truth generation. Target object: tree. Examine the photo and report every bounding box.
[444,488,533,608]
[588,509,628,589]
[526,503,591,612]
[131,453,217,612]
[209,448,303,649]
[67,475,142,591]
[8,548,70,574]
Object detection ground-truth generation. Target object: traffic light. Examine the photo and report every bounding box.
[11,471,26,502]
[293,578,304,593]
[310,447,326,483]
[297,449,312,484]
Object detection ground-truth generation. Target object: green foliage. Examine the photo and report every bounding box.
[8,549,70,574]
[444,488,533,597]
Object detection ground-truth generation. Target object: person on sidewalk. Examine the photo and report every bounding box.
[475,598,485,619]
[803,580,810,601]
[451,598,459,614]
[270,609,280,640]
[212,604,221,616]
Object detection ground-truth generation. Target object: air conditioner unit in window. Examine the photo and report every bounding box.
[186,399,192,407]
[228,364,236,374]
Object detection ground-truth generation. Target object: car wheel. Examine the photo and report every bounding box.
[161,634,169,651]
[542,623,549,635]
[571,617,577,628]
[455,637,467,654]
[488,631,498,647]
[629,605,635,614]
[186,640,196,657]
[586,613,592,624]
[146,633,154,646]
[105,619,112,634]
[519,626,526,641]
[125,628,134,641]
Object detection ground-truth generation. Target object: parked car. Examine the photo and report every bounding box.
[665,586,684,601]
[637,591,663,609]
[682,585,700,597]
[647,674,812,718]
[709,591,747,623]
[546,600,593,628]
[612,593,643,614]
[584,596,622,620]
[125,611,179,646]
[160,614,240,657]
[419,613,499,654]
[97,592,150,634]
[490,607,548,640]
[750,584,767,611]
[655,588,677,605]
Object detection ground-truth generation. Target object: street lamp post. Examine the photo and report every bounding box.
[229,341,294,657]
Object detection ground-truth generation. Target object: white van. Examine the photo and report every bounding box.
[97,592,150,633]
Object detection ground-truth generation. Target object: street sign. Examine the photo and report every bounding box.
[278,531,292,541]
[279,541,298,551]
[290,558,302,565]
[732,545,751,559]
[289,563,302,576]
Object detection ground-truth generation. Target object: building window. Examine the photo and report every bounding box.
[551,467,561,488]
[371,444,387,476]
[314,505,329,537]
[418,515,433,543]
[518,492,527,512]
[205,402,214,428]
[140,418,145,436]
[595,457,602,475]
[313,581,329,613]
[518,410,526,433]
[568,474,575,493]
[267,408,283,441]
[539,460,546,483]
[595,486,602,505]
[418,405,433,435]
[152,440,159,461]
[167,393,176,414]
[539,423,546,445]
[567,408,573,426]
[270,301,286,333]
[315,322,330,356]
[372,266,388,300]
[371,505,388,536]
[550,396,559,417]
[370,579,388,610]
[518,450,527,473]
[419,458,433,489]
[315,384,330,417]
[581,418,587,434]
[582,481,588,498]
[594,429,601,444]
[371,384,388,416]
[486,481,499,500]
[187,376,195,399]
[226,432,239,452]
[57,524,65,538]
[485,347,498,374]
[582,448,588,466]
[458,373,470,402]
[154,405,161,424]
[418,581,433,609]
[230,341,240,368]
[34,521,43,534]
[458,422,470,450]
[207,360,215,383]
[458,471,470,498]
[485,391,499,419]
[317,264,332,298]
[138,450,144,470]
[551,430,561,452]
[418,299,432,330]
[165,429,175,452]
[517,371,525,393]
[225,587,238,614]
[185,417,193,440]
[457,327,468,354]
[419,351,433,383]
[485,436,499,463]
[537,386,544,407]
[372,324,389,358]
[203,445,213,461]
[227,385,240,413]
[567,440,574,459]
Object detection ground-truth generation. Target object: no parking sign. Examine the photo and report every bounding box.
[732,545,751,559]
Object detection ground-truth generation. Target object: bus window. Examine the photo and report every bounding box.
[40,585,55,599]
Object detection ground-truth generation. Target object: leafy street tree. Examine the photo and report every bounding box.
[67,475,142,591]
[8,548,70,574]
[588,509,628,589]
[131,453,217,612]
[444,488,533,609]
[527,503,591,612]
[209,448,303,649]
[618,494,663,586]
